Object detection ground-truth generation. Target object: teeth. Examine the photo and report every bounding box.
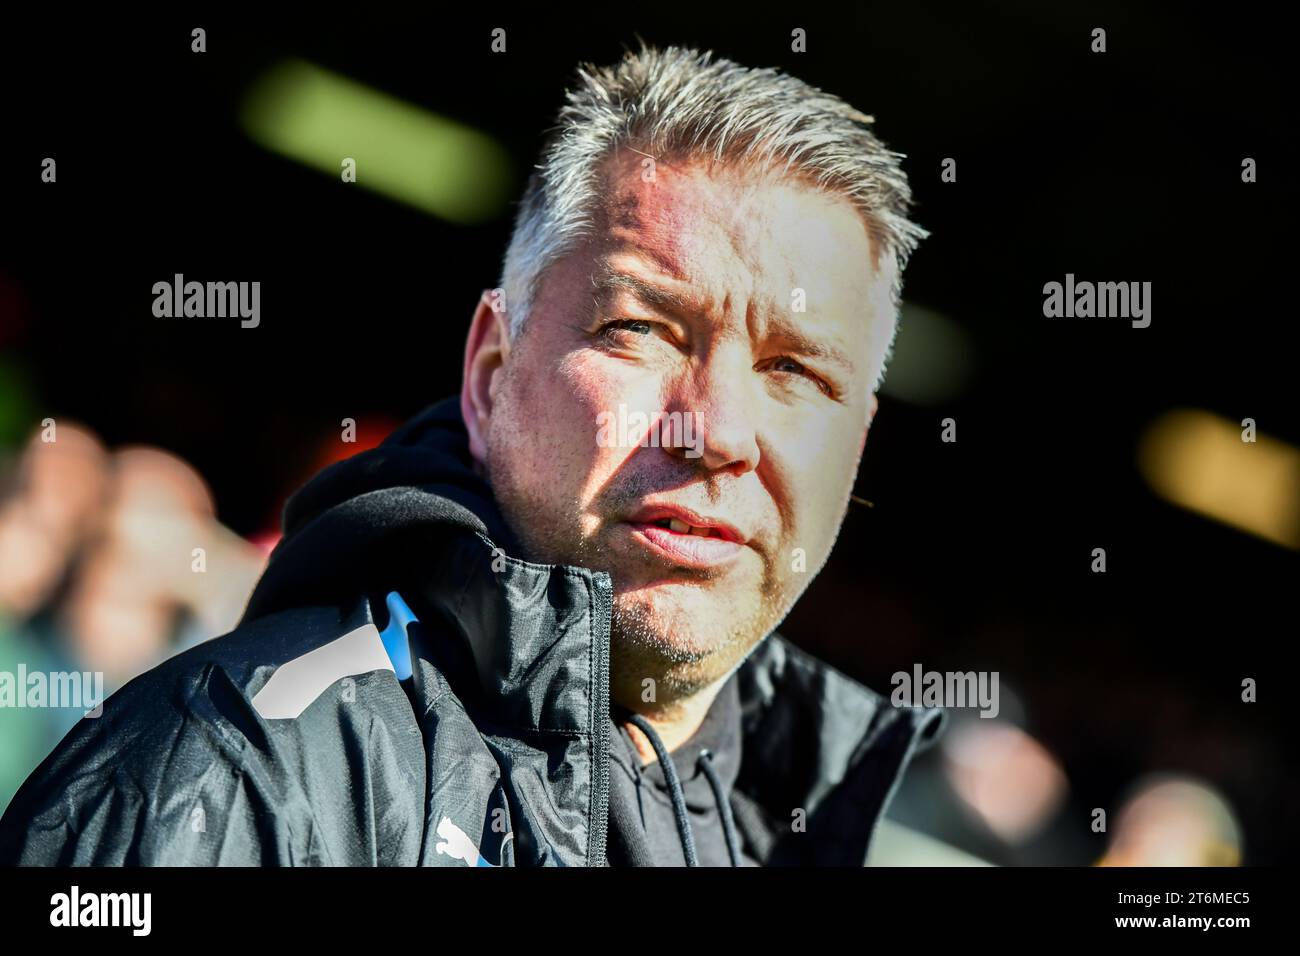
[653,517,720,537]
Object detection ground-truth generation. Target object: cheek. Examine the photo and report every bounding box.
[769,410,863,547]
[556,354,669,493]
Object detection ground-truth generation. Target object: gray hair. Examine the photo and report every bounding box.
[498,43,927,370]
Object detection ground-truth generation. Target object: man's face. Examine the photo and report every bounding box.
[479,150,897,702]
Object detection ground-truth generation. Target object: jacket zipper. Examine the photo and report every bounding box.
[587,572,613,866]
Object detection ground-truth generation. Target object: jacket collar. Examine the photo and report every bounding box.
[409,527,612,737]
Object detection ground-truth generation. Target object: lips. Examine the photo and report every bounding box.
[622,505,747,569]
[625,505,745,543]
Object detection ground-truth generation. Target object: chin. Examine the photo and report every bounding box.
[612,580,756,658]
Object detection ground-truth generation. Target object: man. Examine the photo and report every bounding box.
[0,44,943,866]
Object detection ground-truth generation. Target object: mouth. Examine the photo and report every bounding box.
[644,516,730,538]
[621,506,747,570]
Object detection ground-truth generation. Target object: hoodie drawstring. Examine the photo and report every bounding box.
[624,712,742,866]
[697,748,742,866]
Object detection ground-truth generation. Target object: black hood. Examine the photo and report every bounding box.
[242,396,518,622]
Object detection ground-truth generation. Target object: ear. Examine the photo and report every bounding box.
[461,291,511,467]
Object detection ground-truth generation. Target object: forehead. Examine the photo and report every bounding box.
[594,150,886,313]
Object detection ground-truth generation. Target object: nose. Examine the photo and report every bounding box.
[661,347,761,475]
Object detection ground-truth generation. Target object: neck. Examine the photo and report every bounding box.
[613,679,725,764]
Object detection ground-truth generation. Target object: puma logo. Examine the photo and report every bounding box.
[434,815,493,867]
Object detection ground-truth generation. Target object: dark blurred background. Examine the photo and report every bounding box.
[1,4,1295,864]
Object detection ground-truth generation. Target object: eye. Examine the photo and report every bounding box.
[594,318,663,347]
[763,356,834,397]
[599,318,654,337]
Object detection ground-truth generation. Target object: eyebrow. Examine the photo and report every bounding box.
[590,268,697,320]
[765,316,857,374]
[590,267,858,374]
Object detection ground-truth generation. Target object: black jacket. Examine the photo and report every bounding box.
[0,397,944,866]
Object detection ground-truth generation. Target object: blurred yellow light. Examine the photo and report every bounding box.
[240,59,512,224]
[1138,409,1300,549]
